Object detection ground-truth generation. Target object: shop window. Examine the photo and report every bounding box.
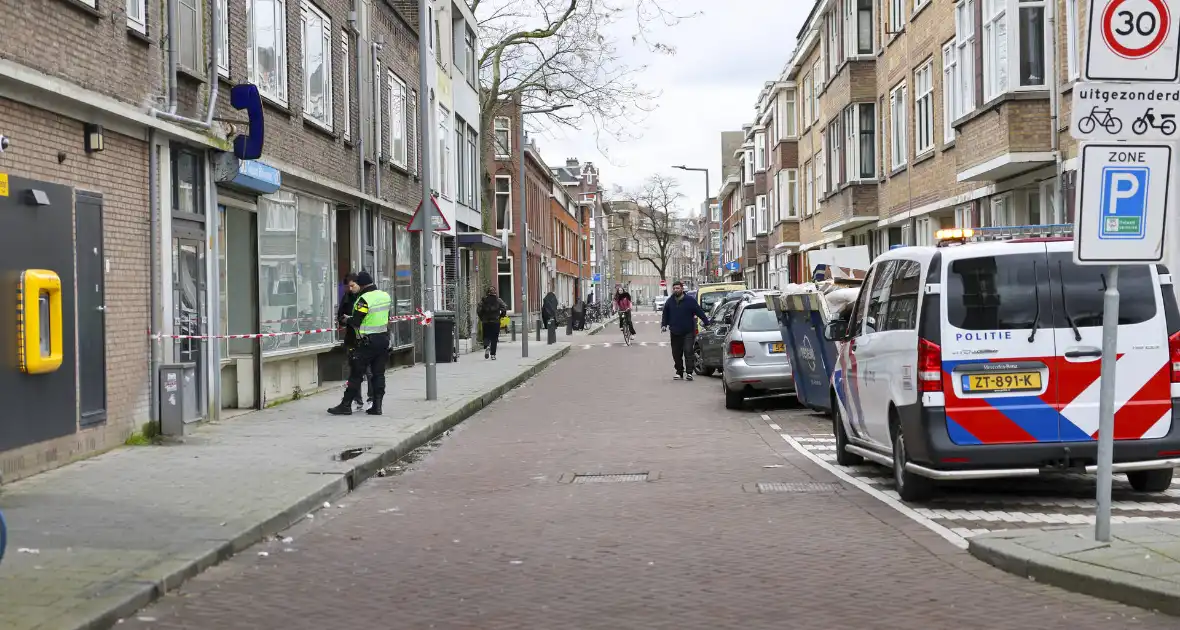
[258,191,336,353]
[172,148,205,217]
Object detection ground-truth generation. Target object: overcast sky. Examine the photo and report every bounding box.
[534,0,806,214]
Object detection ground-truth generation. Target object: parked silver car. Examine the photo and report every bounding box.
[693,299,742,376]
[721,298,794,410]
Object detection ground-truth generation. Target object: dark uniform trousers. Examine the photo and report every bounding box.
[345,332,389,402]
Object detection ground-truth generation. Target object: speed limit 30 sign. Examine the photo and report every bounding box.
[1086,0,1180,81]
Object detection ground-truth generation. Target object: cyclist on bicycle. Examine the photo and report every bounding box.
[614,286,637,337]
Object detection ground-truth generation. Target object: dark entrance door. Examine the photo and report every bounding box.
[173,229,207,418]
[76,191,107,425]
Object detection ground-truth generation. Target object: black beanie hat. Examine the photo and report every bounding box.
[356,271,374,286]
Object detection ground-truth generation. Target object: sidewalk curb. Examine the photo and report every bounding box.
[968,535,1180,617]
[60,345,571,630]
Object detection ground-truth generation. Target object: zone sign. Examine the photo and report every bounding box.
[1086,0,1180,82]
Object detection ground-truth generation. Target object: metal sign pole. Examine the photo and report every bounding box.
[417,0,437,400]
[519,109,530,358]
[1095,265,1120,542]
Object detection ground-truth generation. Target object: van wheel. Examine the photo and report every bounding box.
[833,396,863,466]
[724,386,744,410]
[1128,468,1174,493]
[892,424,935,502]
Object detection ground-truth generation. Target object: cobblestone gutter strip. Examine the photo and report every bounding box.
[49,346,571,630]
[969,533,1180,618]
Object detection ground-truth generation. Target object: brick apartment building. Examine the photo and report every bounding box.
[0,0,482,482]
[726,0,1077,283]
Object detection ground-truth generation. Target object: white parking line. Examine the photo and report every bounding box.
[768,423,782,431]
[777,433,969,550]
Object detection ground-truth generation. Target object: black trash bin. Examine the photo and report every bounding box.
[432,310,457,363]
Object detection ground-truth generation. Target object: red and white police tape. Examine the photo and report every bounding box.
[151,309,434,340]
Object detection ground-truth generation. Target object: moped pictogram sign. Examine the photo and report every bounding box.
[1086,0,1180,81]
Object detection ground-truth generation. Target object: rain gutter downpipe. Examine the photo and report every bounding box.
[148,129,161,428]
[1048,0,1064,224]
[372,38,384,198]
[153,0,221,128]
[167,0,178,113]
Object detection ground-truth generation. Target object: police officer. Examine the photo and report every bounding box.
[328,271,391,416]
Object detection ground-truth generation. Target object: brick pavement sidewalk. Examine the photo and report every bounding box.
[0,340,571,630]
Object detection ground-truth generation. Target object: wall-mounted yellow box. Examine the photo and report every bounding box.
[17,269,63,374]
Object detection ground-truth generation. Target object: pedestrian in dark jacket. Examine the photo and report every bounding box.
[660,280,710,380]
[542,291,559,328]
[477,287,508,360]
[337,272,373,409]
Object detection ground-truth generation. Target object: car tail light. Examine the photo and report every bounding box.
[918,338,942,392]
[1170,331,1180,383]
[728,340,746,358]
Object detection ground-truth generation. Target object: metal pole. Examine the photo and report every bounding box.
[704,170,711,283]
[518,108,530,358]
[1095,265,1120,542]
[417,0,437,400]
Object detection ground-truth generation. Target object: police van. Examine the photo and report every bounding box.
[824,225,1180,501]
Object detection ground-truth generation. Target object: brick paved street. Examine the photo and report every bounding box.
[122,316,1176,629]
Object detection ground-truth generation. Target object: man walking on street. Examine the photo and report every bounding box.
[660,280,710,381]
[337,272,373,410]
[477,286,508,360]
[328,271,391,416]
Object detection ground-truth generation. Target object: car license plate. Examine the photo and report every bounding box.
[770,342,785,354]
[962,372,1041,393]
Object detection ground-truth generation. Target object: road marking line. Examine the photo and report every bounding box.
[778,432,969,551]
[768,423,781,431]
[581,344,592,349]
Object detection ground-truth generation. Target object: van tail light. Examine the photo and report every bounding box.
[918,338,943,392]
[1170,331,1180,383]
[728,340,746,358]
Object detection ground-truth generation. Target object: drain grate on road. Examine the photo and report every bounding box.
[564,474,651,483]
[752,481,843,494]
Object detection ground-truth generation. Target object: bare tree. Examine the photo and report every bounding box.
[619,174,685,288]
[466,0,693,289]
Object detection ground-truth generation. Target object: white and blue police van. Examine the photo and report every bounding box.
[824,225,1180,502]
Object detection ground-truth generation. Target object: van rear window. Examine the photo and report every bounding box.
[1048,253,1156,327]
[946,253,1044,331]
[700,292,725,313]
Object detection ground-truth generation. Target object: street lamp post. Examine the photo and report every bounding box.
[672,165,711,284]
[417,0,437,400]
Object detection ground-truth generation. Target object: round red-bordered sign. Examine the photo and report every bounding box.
[1104,0,1172,59]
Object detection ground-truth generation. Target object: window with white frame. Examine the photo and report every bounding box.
[942,41,957,142]
[783,90,797,137]
[914,217,934,246]
[954,204,974,228]
[341,31,351,141]
[889,0,905,34]
[746,205,756,241]
[467,125,478,207]
[757,195,768,234]
[801,75,812,128]
[812,60,823,98]
[388,73,407,167]
[410,89,419,174]
[1065,0,1078,79]
[494,117,511,157]
[465,27,477,87]
[815,145,826,200]
[456,120,466,204]
[438,105,451,198]
[744,150,755,181]
[890,82,907,170]
[914,0,931,13]
[914,61,934,155]
[178,0,201,71]
[127,0,147,32]
[495,175,512,232]
[954,1,977,117]
[989,194,1014,226]
[769,180,777,225]
[785,169,799,219]
[755,131,767,171]
[1041,178,1060,223]
[803,162,813,217]
[302,2,333,128]
[1017,0,1046,88]
[217,0,229,75]
[248,0,289,105]
[827,118,843,190]
[840,102,877,181]
[827,12,842,78]
[497,256,514,311]
[983,0,1008,99]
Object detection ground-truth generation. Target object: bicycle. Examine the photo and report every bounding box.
[1076,106,1123,135]
[619,308,633,346]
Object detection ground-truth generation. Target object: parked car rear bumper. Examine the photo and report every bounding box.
[722,359,794,393]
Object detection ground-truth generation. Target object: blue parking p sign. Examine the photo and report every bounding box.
[1098,166,1148,239]
[1075,143,1171,265]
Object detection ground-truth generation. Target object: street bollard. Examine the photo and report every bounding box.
[536,319,542,342]
[547,319,557,345]
[566,317,573,336]
[511,320,516,342]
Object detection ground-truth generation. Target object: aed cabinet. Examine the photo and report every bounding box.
[17,269,64,375]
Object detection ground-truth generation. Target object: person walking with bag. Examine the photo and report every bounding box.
[477,286,508,360]
[660,280,710,381]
